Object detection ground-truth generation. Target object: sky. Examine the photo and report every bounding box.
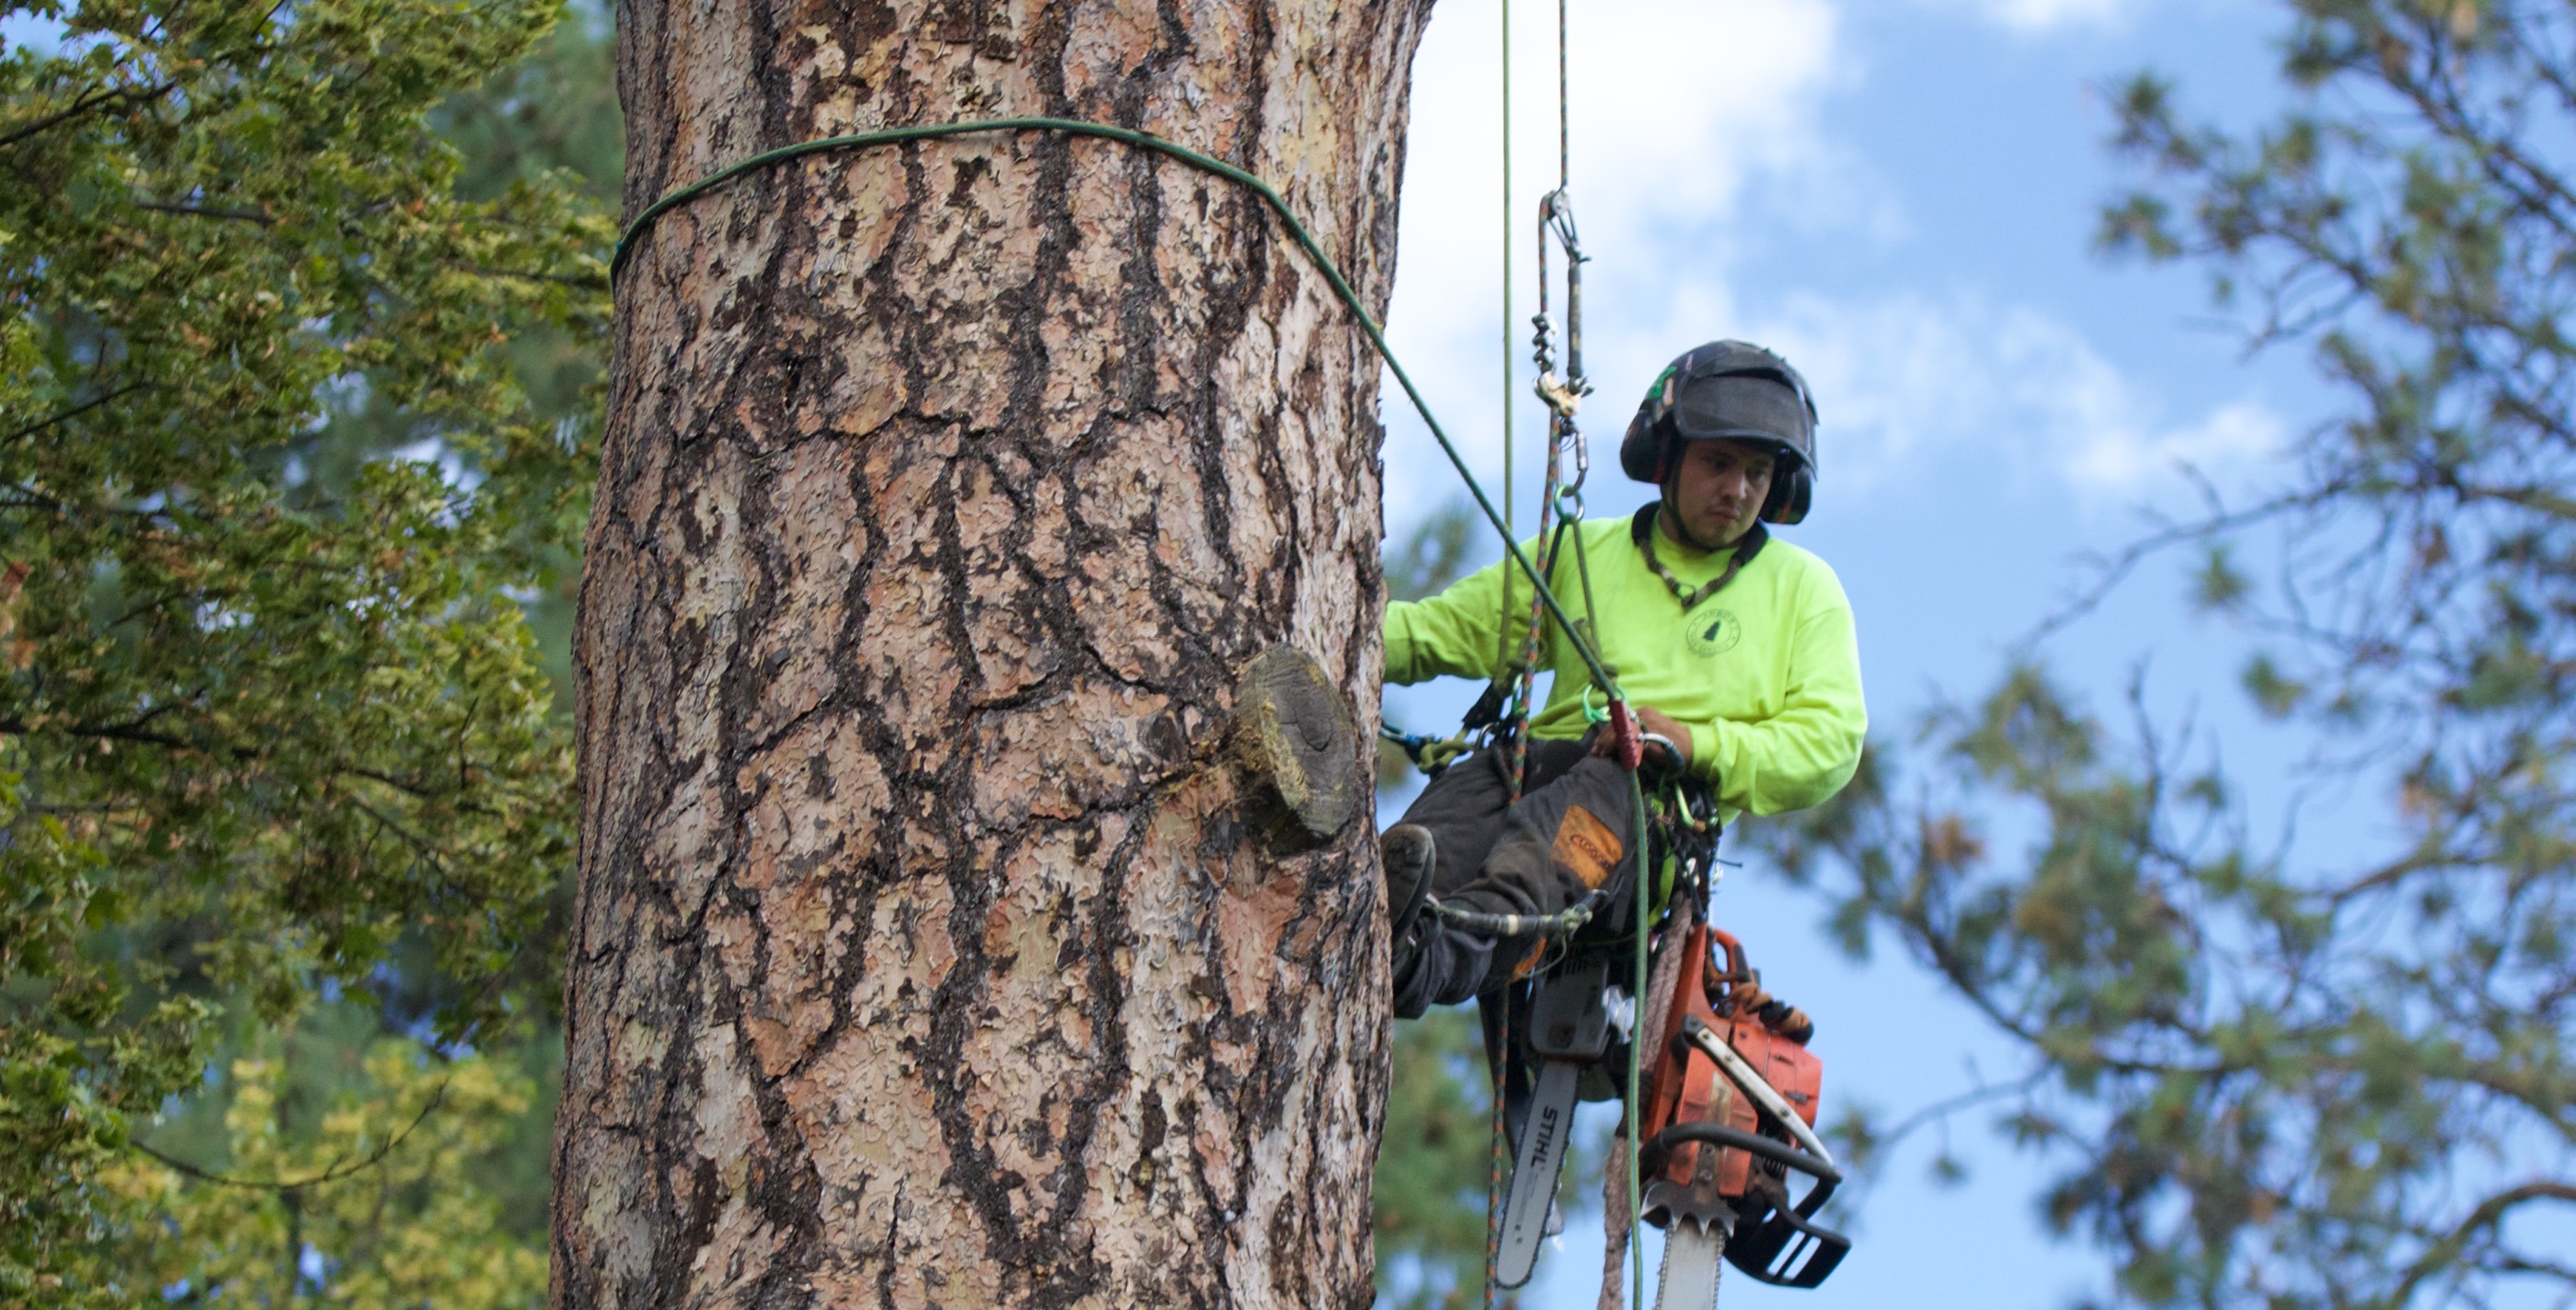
[1369,1,2346,1305]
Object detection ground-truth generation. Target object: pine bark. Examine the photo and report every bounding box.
[555,1,1432,1306]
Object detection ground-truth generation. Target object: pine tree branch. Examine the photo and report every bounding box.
[1,383,151,447]
[128,1081,449,1192]
[2387,1182,2576,1307]
[0,79,179,151]
[134,200,275,226]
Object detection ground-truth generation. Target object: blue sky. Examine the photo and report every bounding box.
[1371,1,2352,1305]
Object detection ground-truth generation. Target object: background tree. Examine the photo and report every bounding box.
[1368,496,1619,1309]
[1754,2,2576,1306]
[1371,1005,1496,1308]
[558,0,1431,1303]
[0,0,608,1302]
[1371,497,1504,1310]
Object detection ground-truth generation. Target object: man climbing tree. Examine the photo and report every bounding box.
[1382,341,1866,1016]
[1373,340,1866,1305]
[556,1,1432,1305]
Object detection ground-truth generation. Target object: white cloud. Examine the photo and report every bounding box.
[1380,0,1863,526]
[1752,291,2284,501]
[1912,0,2135,33]
[2073,397,2285,489]
[1375,0,2270,537]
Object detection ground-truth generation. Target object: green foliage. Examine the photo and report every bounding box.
[0,0,608,1300]
[1380,499,1485,789]
[1386,499,1483,605]
[111,1022,547,1310]
[2189,545,2250,613]
[435,7,619,210]
[2239,652,2306,720]
[1759,662,2576,1307]
[1755,6,2576,1305]
[423,7,618,705]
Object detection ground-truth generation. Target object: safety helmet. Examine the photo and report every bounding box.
[1618,340,1818,525]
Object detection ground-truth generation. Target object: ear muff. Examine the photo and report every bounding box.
[1761,463,1813,526]
[1618,366,1683,483]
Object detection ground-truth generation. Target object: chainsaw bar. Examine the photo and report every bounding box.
[1495,1057,1581,1287]
[1654,1212,1732,1310]
[1496,958,1620,1288]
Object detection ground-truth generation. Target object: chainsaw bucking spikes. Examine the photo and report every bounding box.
[1637,925,1853,1303]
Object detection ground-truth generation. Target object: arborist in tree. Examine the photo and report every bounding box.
[1381,340,1867,1018]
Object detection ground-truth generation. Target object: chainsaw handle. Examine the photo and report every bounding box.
[1636,1121,1843,1195]
[1704,927,1750,984]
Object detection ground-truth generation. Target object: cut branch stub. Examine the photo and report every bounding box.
[1231,644,1360,851]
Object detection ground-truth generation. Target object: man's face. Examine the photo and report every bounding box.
[1666,438,1774,547]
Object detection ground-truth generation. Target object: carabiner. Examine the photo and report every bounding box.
[1530,188,1592,423]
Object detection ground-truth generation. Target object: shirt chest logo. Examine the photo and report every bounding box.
[1686,606,1742,659]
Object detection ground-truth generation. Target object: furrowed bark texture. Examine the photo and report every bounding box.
[557,1,1431,1306]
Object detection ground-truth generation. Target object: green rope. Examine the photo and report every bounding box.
[1495,23,1527,1302]
[1628,772,1650,1310]
[611,115,1628,703]
[1502,0,1515,526]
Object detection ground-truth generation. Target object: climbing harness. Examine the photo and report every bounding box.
[611,42,1853,1310]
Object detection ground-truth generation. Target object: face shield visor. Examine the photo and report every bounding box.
[1669,371,1813,466]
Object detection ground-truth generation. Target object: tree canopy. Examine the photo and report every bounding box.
[0,1,607,1302]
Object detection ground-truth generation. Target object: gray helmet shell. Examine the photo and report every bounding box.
[1619,340,1819,524]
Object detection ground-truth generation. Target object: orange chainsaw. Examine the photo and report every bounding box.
[1637,923,1851,1308]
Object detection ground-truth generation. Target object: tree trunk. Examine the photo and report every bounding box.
[555,1,1432,1305]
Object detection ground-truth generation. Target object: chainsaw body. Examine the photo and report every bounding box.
[1637,924,1851,1290]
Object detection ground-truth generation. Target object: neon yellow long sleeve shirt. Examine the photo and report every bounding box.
[1384,513,1867,823]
